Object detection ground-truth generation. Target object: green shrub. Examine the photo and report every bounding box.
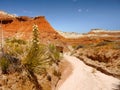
[6,38,26,44]
[0,56,10,74]
[23,44,49,74]
[48,44,61,65]
[4,38,28,60]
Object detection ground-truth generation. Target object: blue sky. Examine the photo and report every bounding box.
[0,0,120,33]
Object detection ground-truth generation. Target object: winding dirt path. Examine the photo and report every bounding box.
[57,54,120,90]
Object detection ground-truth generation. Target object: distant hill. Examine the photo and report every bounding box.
[57,29,120,39]
[0,11,66,46]
[0,10,120,47]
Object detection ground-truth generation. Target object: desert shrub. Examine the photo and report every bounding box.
[6,54,21,73]
[75,45,85,49]
[86,47,120,63]
[0,53,21,74]
[95,41,108,47]
[113,44,120,50]
[1,37,28,73]
[0,56,10,74]
[6,38,26,44]
[72,45,77,49]
[4,38,28,59]
[86,53,110,63]
[48,44,61,65]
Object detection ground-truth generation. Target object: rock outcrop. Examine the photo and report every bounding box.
[0,11,66,47]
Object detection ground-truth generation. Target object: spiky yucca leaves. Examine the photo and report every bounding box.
[22,25,62,90]
[22,25,51,90]
[48,44,61,65]
[47,44,62,87]
[22,25,50,74]
[23,44,50,75]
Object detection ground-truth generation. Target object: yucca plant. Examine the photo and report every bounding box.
[21,25,42,90]
[21,24,62,90]
[22,25,54,90]
[22,25,50,72]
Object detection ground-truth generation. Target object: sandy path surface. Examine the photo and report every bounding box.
[57,54,120,90]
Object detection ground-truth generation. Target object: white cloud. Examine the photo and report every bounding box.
[77,8,89,13]
[86,9,89,12]
[78,9,82,12]
[23,10,32,14]
[13,13,18,16]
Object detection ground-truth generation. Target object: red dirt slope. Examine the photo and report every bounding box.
[0,11,66,46]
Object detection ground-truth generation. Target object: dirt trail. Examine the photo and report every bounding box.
[57,54,120,90]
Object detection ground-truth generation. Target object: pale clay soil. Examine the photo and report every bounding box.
[56,54,120,90]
